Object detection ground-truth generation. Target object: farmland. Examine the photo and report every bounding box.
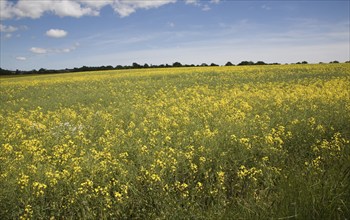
[1,64,349,219]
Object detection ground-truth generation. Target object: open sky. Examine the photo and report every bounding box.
[0,0,349,71]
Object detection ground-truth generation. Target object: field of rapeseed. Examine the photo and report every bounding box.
[1,64,349,219]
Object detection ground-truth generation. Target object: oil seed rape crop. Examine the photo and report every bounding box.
[1,64,349,219]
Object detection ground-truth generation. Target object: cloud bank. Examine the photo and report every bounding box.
[0,0,215,19]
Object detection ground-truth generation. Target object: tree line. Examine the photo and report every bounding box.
[0,60,347,75]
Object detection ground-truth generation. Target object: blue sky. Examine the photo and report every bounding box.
[0,0,349,71]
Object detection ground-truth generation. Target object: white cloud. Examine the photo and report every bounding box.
[0,0,179,19]
[185,0,217,12]
[61,48,71,53]
[46,29,68,38]
[79,0,113,9]
[4,33,12,39]
[30,43,79,54]
[0,24,18,32]
[186,0,220,6]
[0,1,14,20]
[0,24,27,39]
[52,1,99,17]
[55,43,79,53]
[30,47,48,54]
[261,5,271,10]
[185,0,199,5]
[0,0,222,20]
[202,5,211,11]
[16,56,27,61]
[0,0,99,19]
[1,0,226,19]
[14,1,52,19]
[111,0,176,17]
[168,22,175,28]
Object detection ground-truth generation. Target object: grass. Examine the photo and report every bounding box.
[1,64,349,219]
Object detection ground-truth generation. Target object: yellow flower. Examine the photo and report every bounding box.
[32,182,47,197]
[18,173,29,190]
[151,173,161,182]
[262,156,269,162]
[217,171,225,183]
[196,182,203,191]
[114,192,123,202]
[19,205,33,220]
[190,163,198,173]
[3,143,13,152]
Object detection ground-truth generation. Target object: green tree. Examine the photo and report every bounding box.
[173,62,182,67]
[255,61,266,65]
[132,62,141,68]
[238,61,254,66]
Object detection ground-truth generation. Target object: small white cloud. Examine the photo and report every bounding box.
[16,56,27,61]
[185,0,217,11]
[112,0,176,17]
[185,0,200,6]
[4,33,12,38]
[0,24,28,37]
[46,29,68,38]
[62,48,71,53]
[58,45,77,53]
[0,24,18,32]
[261,5,271,10]
[168,22,175,28]
[60,42,79,53]
[202,5,211,11]
[29,43,79,55]
[30,47,47,54]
